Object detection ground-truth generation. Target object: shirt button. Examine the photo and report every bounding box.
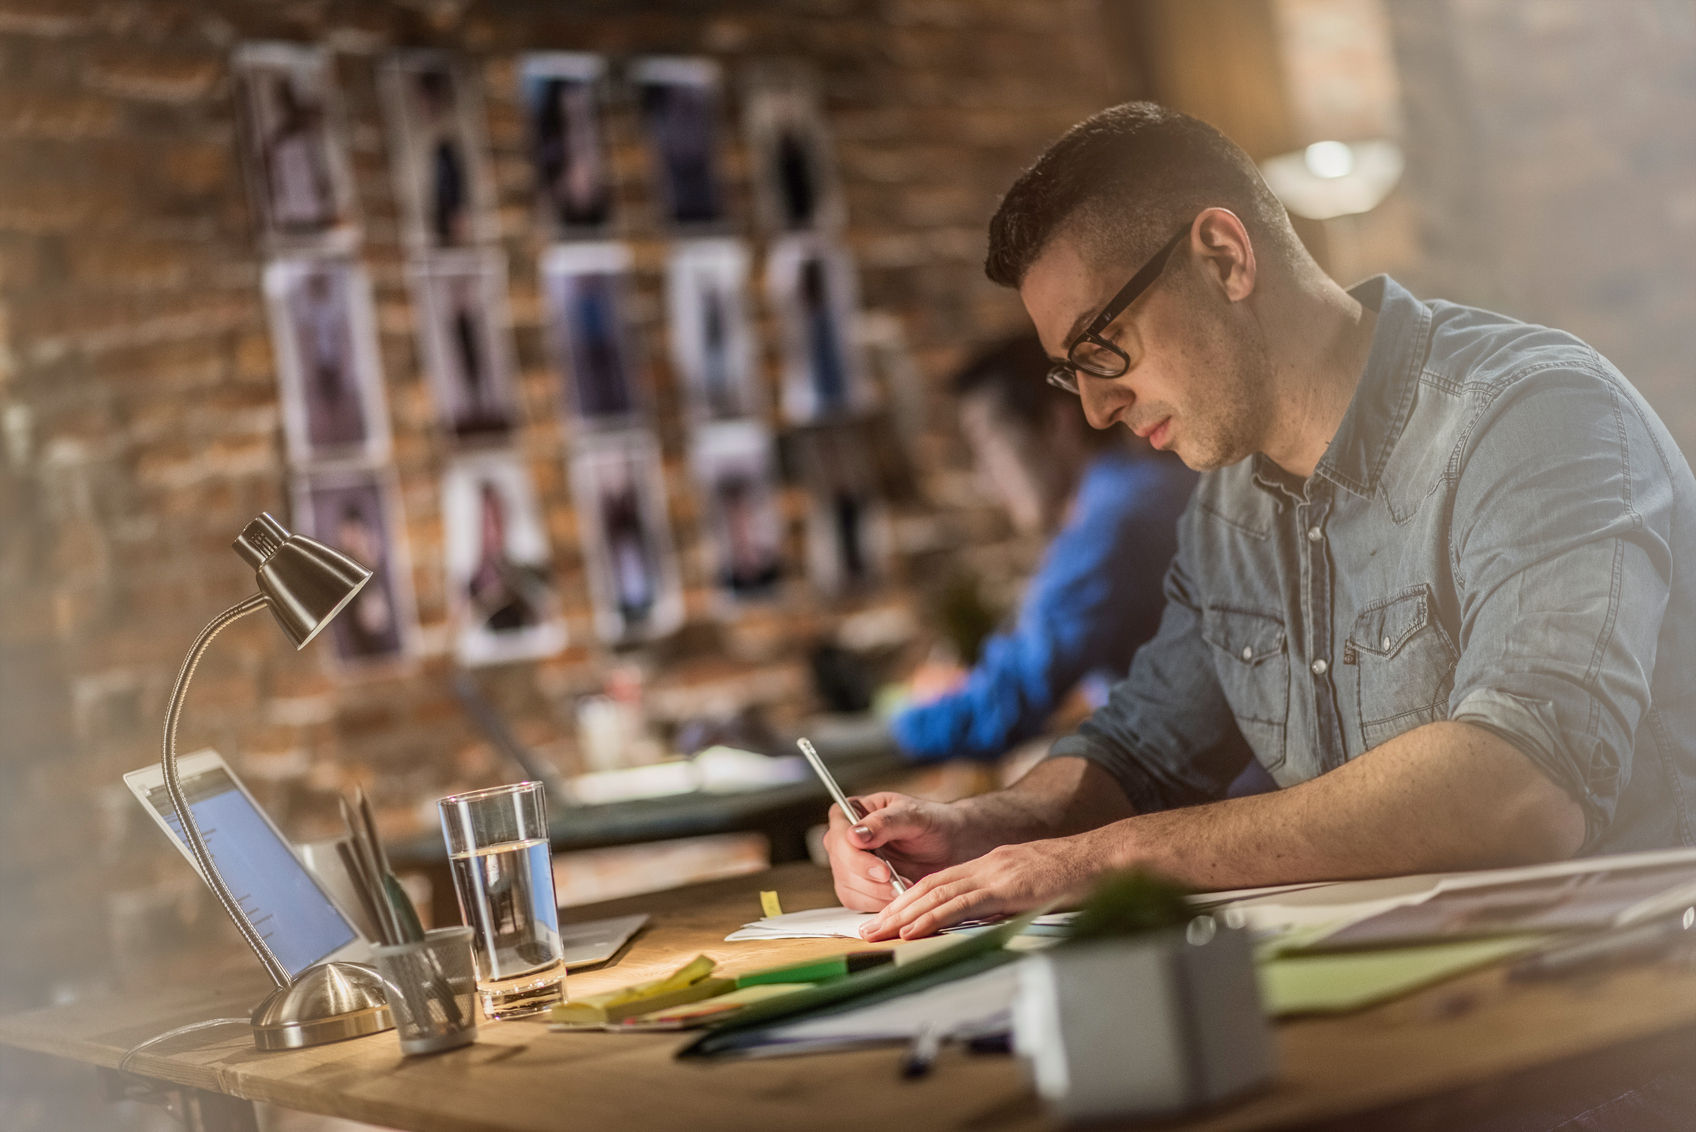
[1241,646,1254,661]
[1311,658,1328,676]
[1382,635,1392,650]
[1307,526,1322,542]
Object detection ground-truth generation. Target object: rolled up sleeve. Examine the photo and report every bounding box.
[1448,365,1674,847]
[1048,509,1254,812]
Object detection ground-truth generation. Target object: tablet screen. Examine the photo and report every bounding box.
[141,765,358,978]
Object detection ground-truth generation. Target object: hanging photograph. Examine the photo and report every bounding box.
[379,50,497,252]
[665,239,760,422]
[766,234,868,424]
[519,53,615,236]
[793,424,890,597]
[291,468,418,670]
[691,420,783,604]
[806,487,888,598]
[407,251,520,442]
[569,431,685,644]
[233,42,359,251]
[263,256,391,467]
[441,452,569,667]
[741,62,844,233]
[630,56,727,228]
[540,242,646,427]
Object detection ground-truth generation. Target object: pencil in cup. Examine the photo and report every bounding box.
[796,738,909,895]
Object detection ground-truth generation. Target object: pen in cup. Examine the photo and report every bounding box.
[796,738,909,895]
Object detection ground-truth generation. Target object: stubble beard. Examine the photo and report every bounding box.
[1173,324,1277,473]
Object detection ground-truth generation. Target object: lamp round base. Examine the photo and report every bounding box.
[251,961,393,1051]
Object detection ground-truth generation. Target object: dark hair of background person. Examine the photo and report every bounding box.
[984,101,1305,290]
[952,333,1120,450]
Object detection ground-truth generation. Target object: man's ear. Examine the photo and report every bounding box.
[1192,208,1257,303]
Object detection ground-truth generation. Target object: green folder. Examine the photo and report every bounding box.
[1259,933,1548,1016]
[678,909,1042,1059]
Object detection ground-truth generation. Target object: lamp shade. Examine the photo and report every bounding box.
[233,513,372,649]
[1259,138,1405,220]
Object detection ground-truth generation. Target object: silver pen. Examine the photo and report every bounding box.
[797,738,909,895]
[901,1020,947,1079]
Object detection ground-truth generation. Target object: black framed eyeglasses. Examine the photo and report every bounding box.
[1046,220,1193,395]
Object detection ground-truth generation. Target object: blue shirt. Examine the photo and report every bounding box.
[892,449,1198,762]
[1052,276,1696,855]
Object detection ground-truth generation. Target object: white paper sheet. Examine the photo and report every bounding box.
[724,906,876,941]
[723,907,1077,942]
[1215,846,1696,940]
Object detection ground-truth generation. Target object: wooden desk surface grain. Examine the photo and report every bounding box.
[7,861,1696,1132]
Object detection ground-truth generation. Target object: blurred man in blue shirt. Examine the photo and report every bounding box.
[891,334,1197,763]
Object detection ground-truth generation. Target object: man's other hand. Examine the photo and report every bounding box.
[857,835,1102,940]
[823,791,970,911]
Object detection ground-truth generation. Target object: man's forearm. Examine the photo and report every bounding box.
[947,755,1139,859]
[849,721,1589,941]
[1074,721,1586,889]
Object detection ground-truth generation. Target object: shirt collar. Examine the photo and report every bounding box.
[1309,275,1431,499]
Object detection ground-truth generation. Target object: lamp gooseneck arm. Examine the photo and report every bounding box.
[162,593,292,989]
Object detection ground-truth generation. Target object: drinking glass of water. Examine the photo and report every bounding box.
[438,782,565,1019]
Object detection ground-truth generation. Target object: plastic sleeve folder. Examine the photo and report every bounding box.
[679,909,1041,1059]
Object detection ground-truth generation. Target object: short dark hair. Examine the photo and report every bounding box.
[984,102,1302,289]
[952,333,1116,448]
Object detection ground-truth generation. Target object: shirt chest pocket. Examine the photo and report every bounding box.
[1348,585,1458,749]
[1202,606,1289,771]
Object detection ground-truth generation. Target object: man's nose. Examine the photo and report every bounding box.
[1079,377,1128,430]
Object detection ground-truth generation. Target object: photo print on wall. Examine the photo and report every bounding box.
[408,250,520,442]
[291,467,419,670]
[441,452,568,667]
[741,61,844,233]
[630,56,727,229]
[691,420,784,605]
[379,50,498,252]
[263,256,391,467]
[520,53,616,237]
[233,42,359,252]
[766,234,868,424]
[540,242,647,427]
[792,424,890,597]
[665,239,760,423]
[569,431,685,644]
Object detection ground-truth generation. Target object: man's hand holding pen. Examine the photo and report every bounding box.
[823,788,1101,939]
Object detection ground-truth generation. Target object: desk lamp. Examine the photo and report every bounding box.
[162,512,391,1050]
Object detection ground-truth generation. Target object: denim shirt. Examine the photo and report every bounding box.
[1051,276,1696,855]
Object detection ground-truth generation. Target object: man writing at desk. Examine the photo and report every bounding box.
[827,103,1696,942]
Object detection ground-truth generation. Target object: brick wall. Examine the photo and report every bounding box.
[1387,0,1696,451]
[0,0,1115,1014]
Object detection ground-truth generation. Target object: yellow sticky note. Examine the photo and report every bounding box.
[760,890,783,918]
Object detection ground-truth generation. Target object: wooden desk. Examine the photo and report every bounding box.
[6,862,1696,1132]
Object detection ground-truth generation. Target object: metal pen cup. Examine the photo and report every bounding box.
[438,782,566,1019]
[370,926,479,1055]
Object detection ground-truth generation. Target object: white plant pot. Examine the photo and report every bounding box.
[1011,922,1274,1123]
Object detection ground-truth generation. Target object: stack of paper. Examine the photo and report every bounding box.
[740,963,1019,1056]
[725,907,875,941]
